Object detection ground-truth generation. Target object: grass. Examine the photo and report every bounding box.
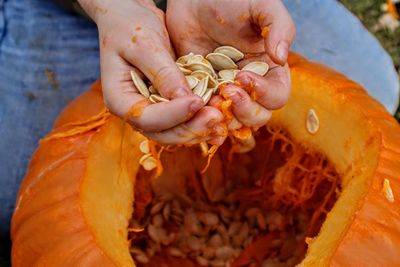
[339,0,400,121]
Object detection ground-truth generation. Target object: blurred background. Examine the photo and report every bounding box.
[340,0,400,121]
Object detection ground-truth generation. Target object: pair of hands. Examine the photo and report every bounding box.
[78,0,295,145]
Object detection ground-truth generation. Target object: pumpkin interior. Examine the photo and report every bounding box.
[128,125,342,267]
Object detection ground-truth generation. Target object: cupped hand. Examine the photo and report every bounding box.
[78,0,225,145]
[166,0,296,128]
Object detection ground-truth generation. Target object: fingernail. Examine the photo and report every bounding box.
[276,41,289,64]
[189,98,204,113]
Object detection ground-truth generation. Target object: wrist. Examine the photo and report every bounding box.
[78,0,159,23]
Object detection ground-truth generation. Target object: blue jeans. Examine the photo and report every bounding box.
[0,0,398,263]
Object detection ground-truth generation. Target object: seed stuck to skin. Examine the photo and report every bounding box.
[241,62,269,76]
[130,70,150,98]
[306,109,320,134]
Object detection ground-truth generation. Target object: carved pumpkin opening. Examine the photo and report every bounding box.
[129,125,341,267]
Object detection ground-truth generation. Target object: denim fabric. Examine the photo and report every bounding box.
[0,0,398,264]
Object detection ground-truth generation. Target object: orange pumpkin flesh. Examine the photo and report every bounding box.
[11,53,400,266]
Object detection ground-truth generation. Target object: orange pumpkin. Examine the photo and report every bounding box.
[11,53,400,266]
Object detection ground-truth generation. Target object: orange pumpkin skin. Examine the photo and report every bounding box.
[11,54,400,267]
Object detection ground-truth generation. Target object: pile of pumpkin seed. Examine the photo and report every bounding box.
[129,191,303,267]
[130,46,269,104]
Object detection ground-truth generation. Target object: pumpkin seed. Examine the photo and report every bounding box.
[130,70,150,98]
[207,234,223,248]
[187,236,205,251]
[178,64,192,75]
[233,135,256,153]
[209,259,226,267]
[131,249,149,264]
[168,247,186,258]
[202,89,213,104]
[214,46,244,62]
[186,62,216,76]
[306,109,319,134]
[202,247,216,259]
[206,53,238,71]
[149,94,169,103]
[184,211,202,235]
[148,85,158,94]
[241,62,269,76]
[150,201,164,215]
[186,75,199,89]
[200,141,209,157]
[197,212,219,228]
[187,54,204,65]
[176,53,194,65]
[256,213,267,230]
[218,69,239,82]
[163,203,171,220]
[196,256,210,266]
[139,139,150,154]
[193,76,209,97]
[152,214,164,227]
[139,154,157,171]
[383,178,395,203]
[228,221,242,236]
[148,224,167,243]
[245,207,262,219]
[215,246,235,260]
[190,70,211,80]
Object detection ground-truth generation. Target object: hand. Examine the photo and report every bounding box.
[166,0,296,128]
[78,0,225,145]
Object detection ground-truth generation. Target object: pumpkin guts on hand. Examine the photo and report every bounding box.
[78,0,296,145]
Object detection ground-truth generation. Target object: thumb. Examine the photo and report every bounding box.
[251,0,296,65]
[126,45,195,99]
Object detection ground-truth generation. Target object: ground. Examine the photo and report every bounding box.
[339,0,400,121]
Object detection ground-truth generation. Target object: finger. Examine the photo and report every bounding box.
[220,84,271,127]
[251,0,296,65]
[145,106,226,145]
[121,36,194,99]
[101,52,204,132]
[235,65,291,110]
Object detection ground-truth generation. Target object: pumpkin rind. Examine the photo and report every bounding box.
[11,55,400,266]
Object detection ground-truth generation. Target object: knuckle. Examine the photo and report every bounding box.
[272,87,290,109]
